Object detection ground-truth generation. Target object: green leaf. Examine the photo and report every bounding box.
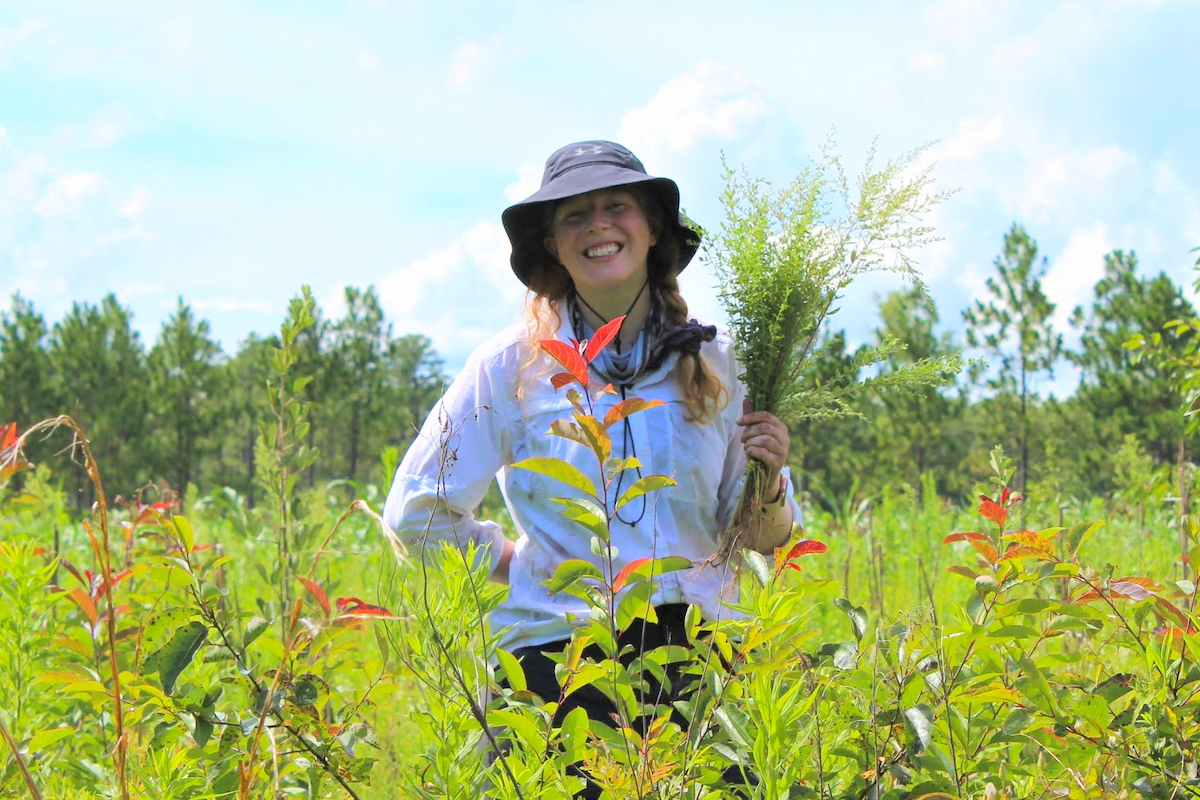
[139,607,198,671]
[512,457,598,500]
[243,616,270,649]
[615,474,677,510]
[615,581,657,632]
[544,559,604,595]
[904,705,933,754]
[551,497,610,541]
[292,679,319,706]
[1064,520,1104,556]
[834,597,868,643]
[495,648,526,693]
[27,727,75,751]
[574,412,610,462]
[193,717,214,748]
[603,456,641,484]
[150,620,209,695]
[174,515,195,554]
[612,556,692,592]
[742,550,772,586]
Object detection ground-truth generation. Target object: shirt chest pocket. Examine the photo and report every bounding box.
[510,395,608,504]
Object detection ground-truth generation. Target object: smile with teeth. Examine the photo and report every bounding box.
[584,242,623,258]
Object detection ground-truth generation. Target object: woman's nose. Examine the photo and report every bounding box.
[584,206,611,230]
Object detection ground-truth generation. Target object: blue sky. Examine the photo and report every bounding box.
[2,0,1198,394]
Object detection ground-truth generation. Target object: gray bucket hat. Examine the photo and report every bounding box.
[501,140,702,287]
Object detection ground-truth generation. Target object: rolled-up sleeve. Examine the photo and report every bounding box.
[382,347,513,573]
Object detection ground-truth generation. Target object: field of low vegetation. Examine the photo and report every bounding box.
[2,238,1200,798]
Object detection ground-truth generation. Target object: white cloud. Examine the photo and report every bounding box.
[33,173,107,216]
[377,221,524,366]
[161,16,193,60]
[0,19,45,58]
[1043,223,1113,331]
[99,185,152,243]
[356,51,379,70]
[446,40,495,93]
[504,163,541,204]
[119,281,166,297]
[929,116,1004,164]
[908,50,946,70]
[1011,144,1137,223]
[617,62,768,166]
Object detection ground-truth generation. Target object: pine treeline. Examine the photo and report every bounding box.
[0,286,445,511]
[1,230,1197,513]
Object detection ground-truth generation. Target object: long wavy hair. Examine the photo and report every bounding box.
[518,187,729,423]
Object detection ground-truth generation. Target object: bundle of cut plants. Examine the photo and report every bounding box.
[708,139,962,558]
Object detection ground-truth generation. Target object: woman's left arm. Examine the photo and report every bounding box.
[737,398,795,552]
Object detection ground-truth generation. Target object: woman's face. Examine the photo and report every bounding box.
[544,188,657,301]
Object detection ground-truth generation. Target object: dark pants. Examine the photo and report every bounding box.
[508,604,755,798]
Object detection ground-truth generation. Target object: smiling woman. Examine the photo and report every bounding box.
[382,139,803,797]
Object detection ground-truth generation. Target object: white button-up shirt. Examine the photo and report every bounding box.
[383,308,801,652]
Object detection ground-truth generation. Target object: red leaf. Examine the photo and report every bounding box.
[979,498,1007,526]
[297,577,331,616]
[612,557,651,593]
[0,422,16,450]
[540,339,589,389]
[774,540,828,572]
[942,531,991,545]
[969,540,999,564]
[334,598,393,627]
[603,398,666,428]
[96,568,132,597]
[997,545,1055,562]
[1155,597,1189,626]
[1109,578,1158,601]
[1000,486,1011,505]
[335,598,391,616]
[67,587,98,625]
[946,564,979,580]
[551,372,577,391]
[584,316,626,364]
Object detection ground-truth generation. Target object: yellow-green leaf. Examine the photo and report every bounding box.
[512,457,598,500]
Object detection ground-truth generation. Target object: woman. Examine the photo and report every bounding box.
[383,140,800,792]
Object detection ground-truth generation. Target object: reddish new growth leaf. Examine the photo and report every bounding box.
[551,372,577,391]
[584,316,626,364]
[1074,576,1160,603]
[774,539,828,573]
[942,531,992,545]
[297,577,331,616]
[0,422,30,482]
[334,597,393,628]
[979,496,1007,527]
[540,339,589,390]
[612,557,651,593]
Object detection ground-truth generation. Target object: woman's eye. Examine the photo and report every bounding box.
[608,202,627,212]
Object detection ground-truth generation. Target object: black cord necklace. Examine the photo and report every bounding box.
[569,280,651,526]
[572,278,648,354]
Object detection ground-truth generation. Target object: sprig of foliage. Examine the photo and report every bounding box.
[709,137,955,424]
[708,137,960,554]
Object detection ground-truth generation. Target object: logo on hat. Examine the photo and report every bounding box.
[573,145,604,156]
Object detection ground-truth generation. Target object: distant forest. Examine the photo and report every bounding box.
[3,224,1199,513]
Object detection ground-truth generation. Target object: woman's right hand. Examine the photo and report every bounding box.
[490,538,516,584]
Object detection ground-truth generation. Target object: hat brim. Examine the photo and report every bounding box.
[502,169,701,287]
